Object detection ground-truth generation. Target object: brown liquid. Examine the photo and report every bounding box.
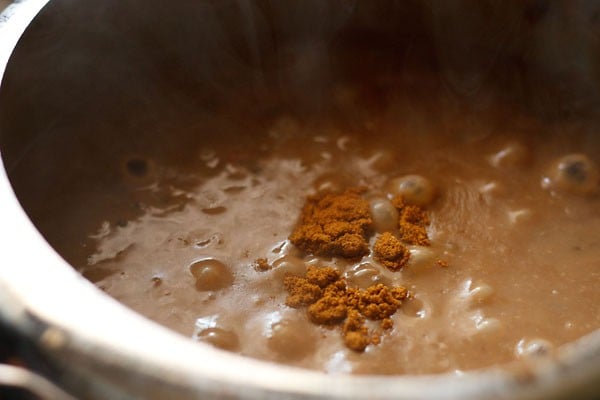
[56,99,599,375]
[3,0,599,377]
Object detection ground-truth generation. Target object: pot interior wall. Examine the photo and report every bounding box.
[2,0,600,304]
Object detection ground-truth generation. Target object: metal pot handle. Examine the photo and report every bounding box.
[0,364,76,400]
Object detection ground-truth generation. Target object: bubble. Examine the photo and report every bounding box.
[202,206,227,215]
[225,165,248,180]
[388,175,437,207]
[345,263,391,289]
[151,276,163,287]
[367,150,396,171]
[369,198,399,233]
[489,142,529,168]
[270,241,287,255]
[543,154,599,195]
[199,149,220,169]
[469,283,494,303]
[564,321,574,330]
[479,181,505,199]
[507,209,533,225]
[223,185,247,194]
[176,229,222,249]
[460,280,495,309]
[336,136,353,152]
[516,338,553,358]
[325,350,354,374]
[401,297,428,318]
[196,238,212,248]
[312,173,350,194]
[190,259,233,291]
[266,316,316,360]
[271,256,306,281]
[407,246,436,273]
[466,284,494,305]
[196,327,240,352]
[474,317,501,334]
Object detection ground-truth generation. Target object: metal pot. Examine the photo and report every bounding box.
[0,1,599,398]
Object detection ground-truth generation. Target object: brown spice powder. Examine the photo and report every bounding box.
[342,310,370,351]
[279,186,445,352]
[373,232,410,271]
[391,194,405,210]
[284,265,408,352]
[305,266,341,288]
[347,283,408,319]
[253,258,271,272]
[284,275,322,308]
[380,318,394,330]
[398,205,430,246]
[290,190,433,263]
[289,189,373,258]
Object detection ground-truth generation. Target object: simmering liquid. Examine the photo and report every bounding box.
[3,0,600,379]
[61,94,599,375]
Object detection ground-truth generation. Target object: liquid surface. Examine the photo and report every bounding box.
[66,102,599,375]
[2,0,600,378]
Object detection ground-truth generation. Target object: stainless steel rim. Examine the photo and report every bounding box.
[0,2,599,399]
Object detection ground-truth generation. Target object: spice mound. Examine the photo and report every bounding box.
[284,265,408,352]
[279,185,443,352]
[253,258,271,272]
[289,189,373,258]
[398,202,430,246]
[373,232,410,271]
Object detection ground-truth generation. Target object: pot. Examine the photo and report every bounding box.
[0,1,599,398]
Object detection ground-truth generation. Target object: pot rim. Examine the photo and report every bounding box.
[0,1,599,399]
